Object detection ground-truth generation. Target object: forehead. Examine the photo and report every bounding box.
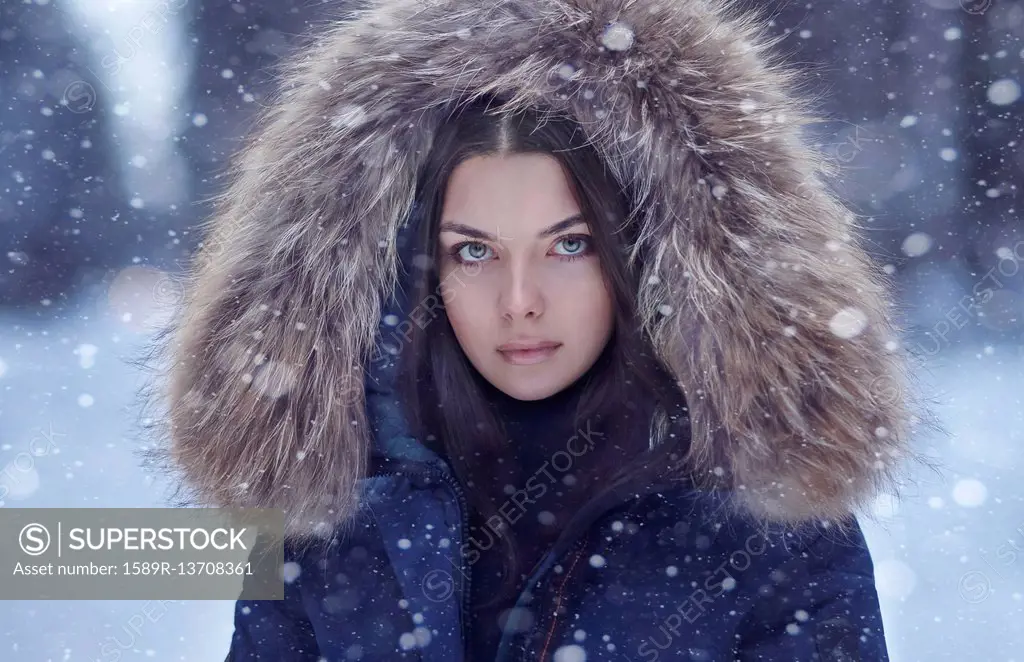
[441,153,581,235]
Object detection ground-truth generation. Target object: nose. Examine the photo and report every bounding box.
[499,259,544,321]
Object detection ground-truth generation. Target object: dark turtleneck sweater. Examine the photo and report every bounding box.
[463,373,607,662]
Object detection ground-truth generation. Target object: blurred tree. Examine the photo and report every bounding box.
[0,0,144,309]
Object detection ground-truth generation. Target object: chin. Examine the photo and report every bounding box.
[489,372,571,402]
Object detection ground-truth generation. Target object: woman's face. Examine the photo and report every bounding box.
[437,152,614,401]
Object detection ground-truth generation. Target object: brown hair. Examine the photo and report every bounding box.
[394,96,692,605]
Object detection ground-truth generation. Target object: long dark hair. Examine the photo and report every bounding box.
[395,95,692,605]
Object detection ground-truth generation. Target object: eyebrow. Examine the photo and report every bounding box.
[439,213,585,241]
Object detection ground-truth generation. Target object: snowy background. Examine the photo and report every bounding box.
[1,0,1022,660]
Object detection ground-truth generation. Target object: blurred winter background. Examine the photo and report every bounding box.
[0,0,1020,659]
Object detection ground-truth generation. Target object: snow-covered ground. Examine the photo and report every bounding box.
[863,343,1024,661]
[0,285,1019,660]
[0,290,236,662]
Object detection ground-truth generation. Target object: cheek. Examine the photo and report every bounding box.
[554,265,614,327]
[561,274,613,353]
[439,269,493,347]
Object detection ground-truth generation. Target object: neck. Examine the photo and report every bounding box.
[481,373,589,425]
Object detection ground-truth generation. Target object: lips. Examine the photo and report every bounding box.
[496,341,562,366]
[496,340,561,352]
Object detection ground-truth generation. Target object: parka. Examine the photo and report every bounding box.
[156,0,924,659]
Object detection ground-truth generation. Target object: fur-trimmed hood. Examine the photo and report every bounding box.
[156,0,924,537]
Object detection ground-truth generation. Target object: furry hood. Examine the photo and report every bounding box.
[159,0,923,536]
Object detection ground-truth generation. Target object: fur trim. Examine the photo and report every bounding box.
[146,0,932,536]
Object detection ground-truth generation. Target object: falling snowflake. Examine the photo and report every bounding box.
[873,558,916,601]
[553,644,587,662]
[987,79,1021,106]
[555,63,576,80]
[250,360,299,399]
[828,307,868,339]
[952,478,987,507]
[996,246,1018,260]
[331,104,368,130]
[281,561,302,584]
[399,628,431,651]
[901,232,933,257]
[600,22,634,52]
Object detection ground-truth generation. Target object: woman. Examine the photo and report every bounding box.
[154,0,924,659]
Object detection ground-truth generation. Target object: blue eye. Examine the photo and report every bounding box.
[552,235,591,259]
[453,241,493,263]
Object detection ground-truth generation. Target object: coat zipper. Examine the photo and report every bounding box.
[512,535,589,662]
[368,466,473,657]
[370,465,664,661]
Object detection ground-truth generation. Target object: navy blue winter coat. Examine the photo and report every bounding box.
[225,455,888,661]
[153,0,921,660]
